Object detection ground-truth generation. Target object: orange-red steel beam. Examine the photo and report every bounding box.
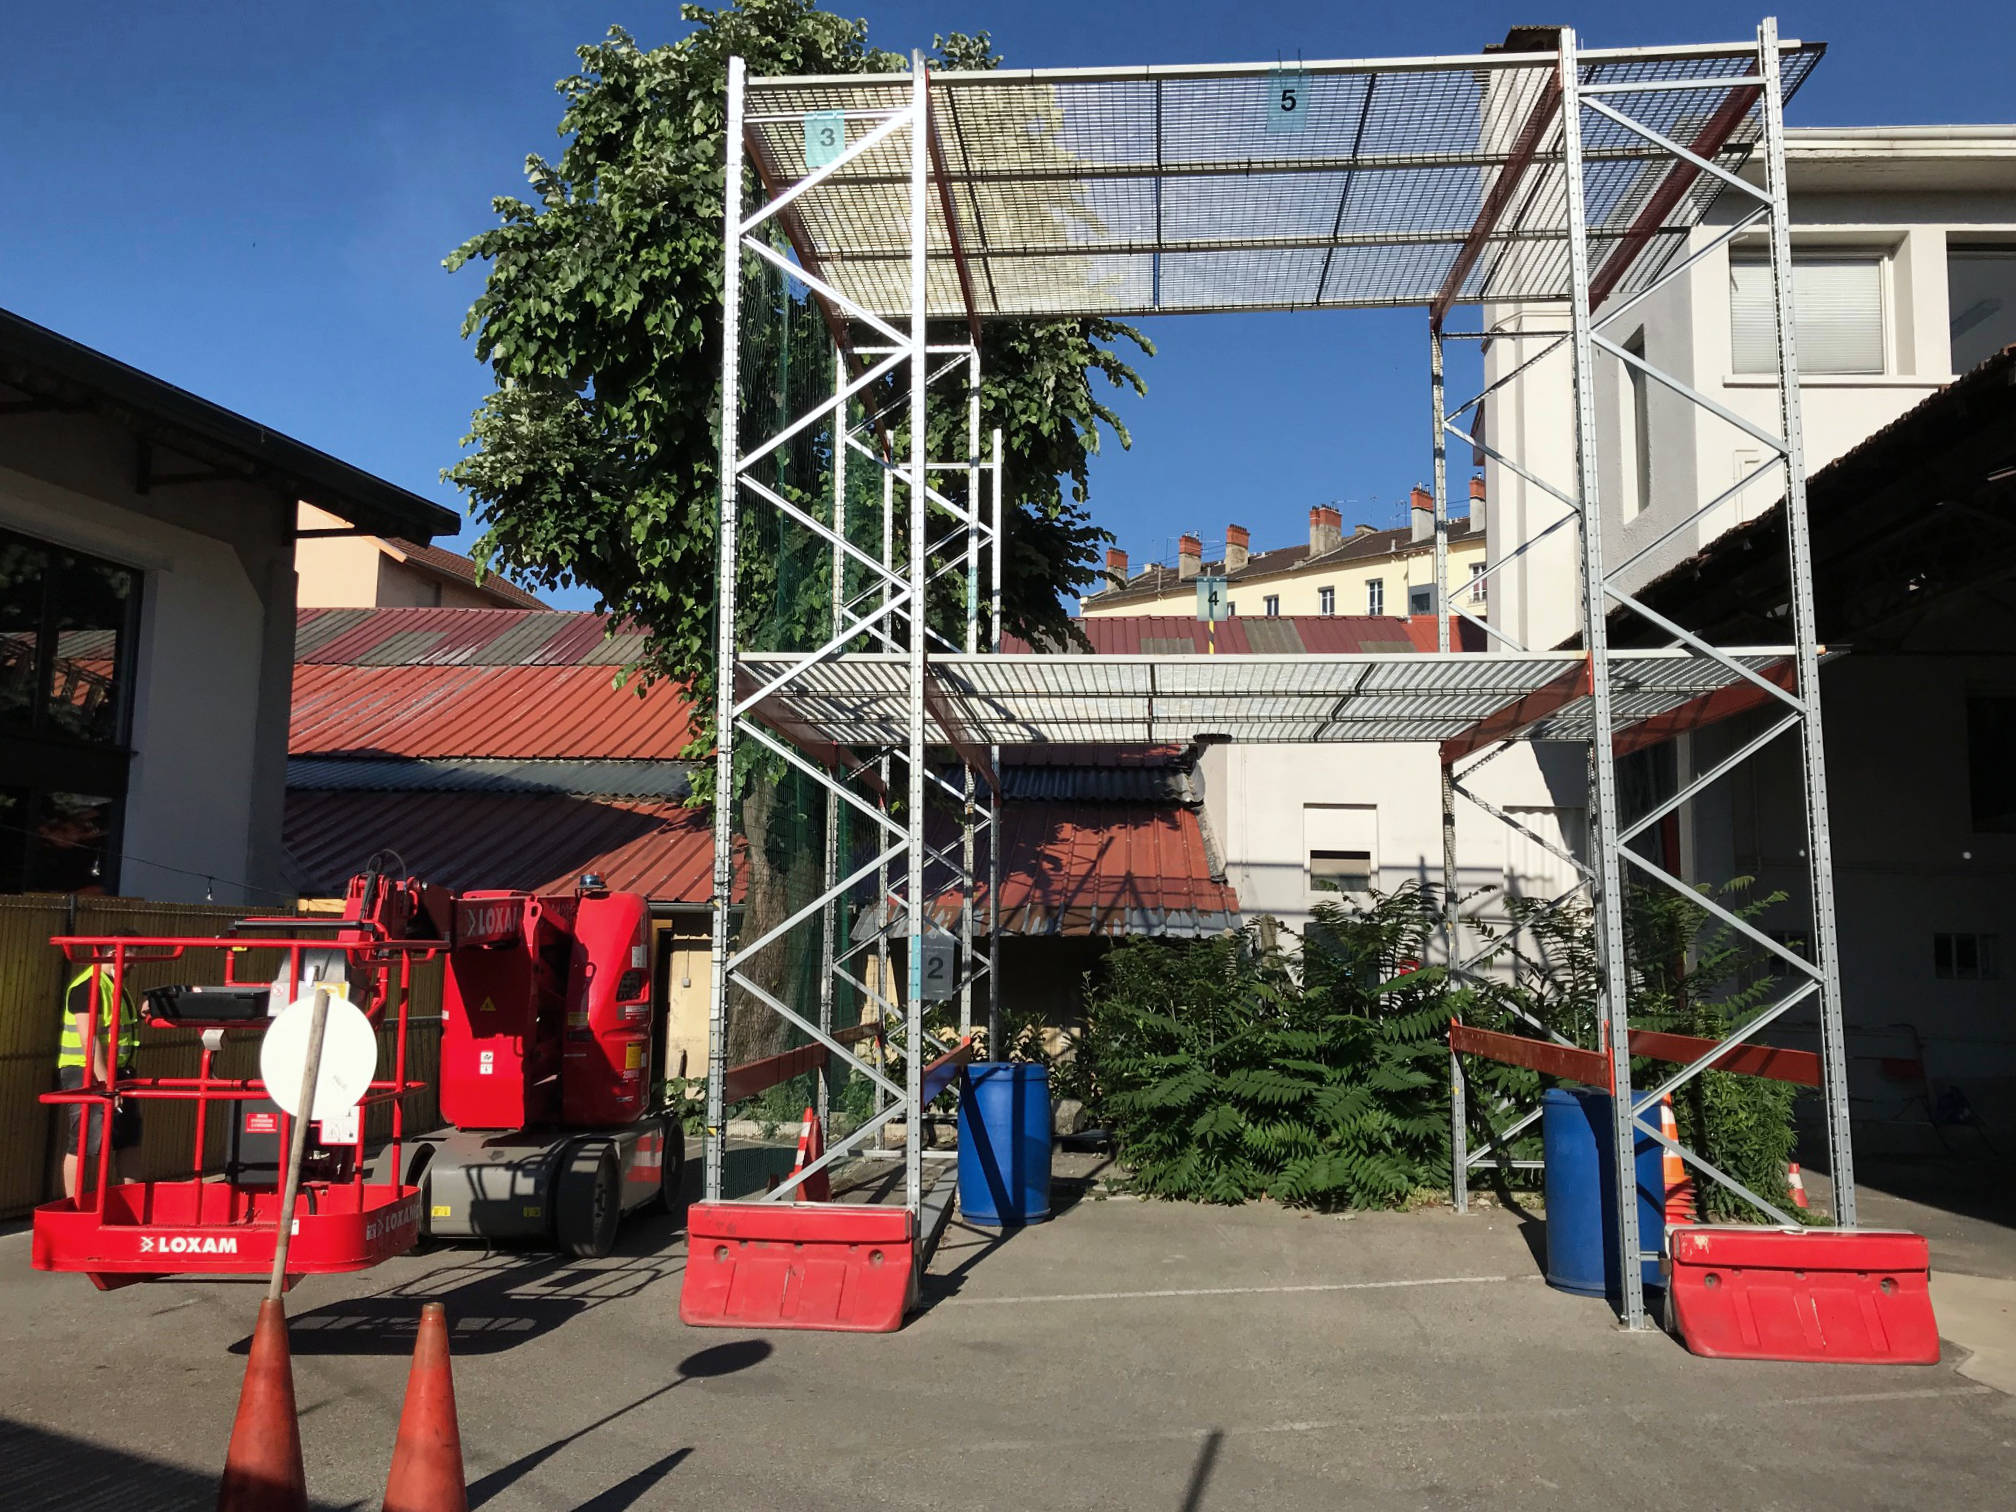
[922,65,984,348]
[1450,1020,1610,1087]
[1612,658,1796,756]
[1628,1028,1820,1087]
[1587,86,1762,312]
[923,669,1002,796]
[1429,74,1561,330]
[920,1035,975,1105]
[1439,657,1591,765]
[722,1041,828,1104]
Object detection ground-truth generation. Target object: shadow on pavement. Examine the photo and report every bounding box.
[232,1246,685,1357]
[1179,1428,1224,1512]
[466,1339,767,1508]
[0,1415,349,1512]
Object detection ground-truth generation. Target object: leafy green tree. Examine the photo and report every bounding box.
[445,2,1150,1064]
[444,1,1148,696]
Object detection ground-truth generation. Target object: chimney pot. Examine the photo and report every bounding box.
[1225,524,1250,573]
[1178,533,1202,580]
[1410,484,1435,543]
[1308,505,1343,556]
[1103,546,1129,588]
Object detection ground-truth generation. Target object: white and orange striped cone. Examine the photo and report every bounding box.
[1787,1162,1810,1211]
[790,1105,831,1202]
[1659,1095,1695,1227]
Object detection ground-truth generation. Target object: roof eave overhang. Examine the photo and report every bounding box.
[0,308,458,542]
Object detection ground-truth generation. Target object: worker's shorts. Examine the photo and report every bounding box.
[57,1066,142,1158]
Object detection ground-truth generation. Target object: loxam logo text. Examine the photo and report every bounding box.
[138,1234,238,1255]
[364,1197,422,1245]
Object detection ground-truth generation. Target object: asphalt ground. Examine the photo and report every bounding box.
[2,1163,2012,1511]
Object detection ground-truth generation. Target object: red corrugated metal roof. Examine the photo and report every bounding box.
[995,803,1235,936]
[290,664,696,759]
[296,607,651,667]
[284,789,733,902]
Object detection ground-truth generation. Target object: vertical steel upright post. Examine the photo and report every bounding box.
[1433,323,1467,1212]
[875,466,895,1122]
[960,348,981,1037]
[903,53,930,1220]
[1758,15,1855,1225]
[987,426,1004,1053]
[1430,324,1451,659]
[703,55,747,1205]
[818,348,847,1132]
[1559,28,1646,1329]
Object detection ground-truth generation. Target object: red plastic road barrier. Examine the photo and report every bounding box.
[218,1299,307,1512]
[1669,1226,1939,1365]
[383,1302,467,1512]
[681,1202,915,1333]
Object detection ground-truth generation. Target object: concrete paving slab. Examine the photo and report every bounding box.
[2,1189,2012,1511]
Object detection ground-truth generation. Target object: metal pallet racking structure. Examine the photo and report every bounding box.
[711,20,1845,1328]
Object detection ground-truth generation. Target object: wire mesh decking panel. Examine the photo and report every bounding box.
[738,649,1793,748]
[744,43,1819,317]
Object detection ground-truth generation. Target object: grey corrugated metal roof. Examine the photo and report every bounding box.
[286,756,695,798]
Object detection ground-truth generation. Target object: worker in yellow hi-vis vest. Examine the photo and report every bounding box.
[57,946,143,1199]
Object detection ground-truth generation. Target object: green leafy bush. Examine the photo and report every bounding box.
[1082,887,1490,1206]
[1080,879,1805,1218]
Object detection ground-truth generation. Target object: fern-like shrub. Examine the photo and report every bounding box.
[1083,878,1804,1219]
[1083,887,1490,1207]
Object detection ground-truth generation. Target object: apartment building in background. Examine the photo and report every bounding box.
[1081,484,1488,623]
[1482,124,2016,1146]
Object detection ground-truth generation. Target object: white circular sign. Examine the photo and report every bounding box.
[259,993,379,1120]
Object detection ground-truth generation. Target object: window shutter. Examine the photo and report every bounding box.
[1730,257,1884,375]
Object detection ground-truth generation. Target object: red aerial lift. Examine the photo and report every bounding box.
[31,866,682,1289]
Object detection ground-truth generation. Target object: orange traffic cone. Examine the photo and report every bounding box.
[1788,1162,1810,1211]
[218,1298,307,1512]
[382,1303,466,1512]
[1659,1095,1695,1226]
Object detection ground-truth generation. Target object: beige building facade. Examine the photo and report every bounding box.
[1082,487,1489,623]
[295,502,546,610]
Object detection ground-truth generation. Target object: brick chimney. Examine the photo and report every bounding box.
[1178,533,1202,580]
[1309,505,1343,556]
[1225,524,1249,573]
[1410,484,1434,543]
[1104,546,1129,589]
[1468,475,1487,536]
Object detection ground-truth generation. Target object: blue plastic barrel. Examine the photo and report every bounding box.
[957,1062,1052,1226]
[1541,1087,1667,1298]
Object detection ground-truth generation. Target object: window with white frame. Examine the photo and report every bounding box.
[1263,594,1280,617]
[1469,563,1487,603]
[1317,585,1335,616]
[1366,578,1383,616]
[1305,804,1376,895]
[1730,253,1886,375]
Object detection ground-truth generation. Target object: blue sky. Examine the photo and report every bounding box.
[2,2,2009,609]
